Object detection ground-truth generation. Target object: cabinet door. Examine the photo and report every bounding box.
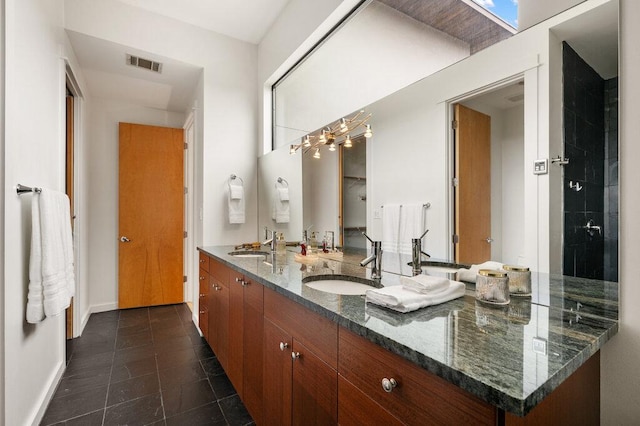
[228,271,245,397]
[338,375,403,426]
[209,276,229,370]
[242,277,264,424]
[263,319,292,426]
[292,339,338,425]
[198,268,209,341]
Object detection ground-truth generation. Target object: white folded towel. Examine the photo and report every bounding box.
[272,191,290,223]
[228,183,245,224]
[365,281,465,313]
[401,274,449,294]
[27,189,75,323]
[229,184,243,200]
[278,187,289,201]
[456,261,504,283]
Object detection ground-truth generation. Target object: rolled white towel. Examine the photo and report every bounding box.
[278,187,289,201]
[401,274,449,294]
[456,261,504,283]
[365,281,465,313]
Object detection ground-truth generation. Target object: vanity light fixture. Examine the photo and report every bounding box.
[289,109,373,158]
[344,135,352,148]
[364,124,373,138]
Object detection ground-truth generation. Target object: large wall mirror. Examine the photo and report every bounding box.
[259,0,619,281]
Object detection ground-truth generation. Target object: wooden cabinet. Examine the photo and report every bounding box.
[263,288,338,425]
[228,269,264,424]
[208,259,229,370]
[198,267,209,341]
[338,327,497,426]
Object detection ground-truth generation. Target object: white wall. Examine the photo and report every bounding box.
[519,0,585,30]
[601,1,640,423]
[273,1,470,149]
[64,0,259,320]
[2,0,81,424]
[302,149,340,242]
[0,0,5,419]
[85,97,185,314]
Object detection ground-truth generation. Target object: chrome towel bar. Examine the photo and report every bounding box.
[16,184,42,195]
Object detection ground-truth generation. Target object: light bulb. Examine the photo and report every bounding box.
[364,124,373,138]
[329,141,336,151]
[290,145,296,155]
[313,148,321,159]
[340,118,348,132]
[344,135,352,148]
[303,135,311,147]
[319,130,327,143]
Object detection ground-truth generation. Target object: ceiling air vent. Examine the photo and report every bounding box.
[507,94,524,103]
[126,54,162,73]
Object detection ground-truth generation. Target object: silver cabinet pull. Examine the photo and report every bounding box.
[279,342,289,351]
[485,237,494,243]
[291,352,300,360]
[120,236,131,242]
[235,277,248,287]
[381,378,397,393]
[200,276,205,281]
[199,259,205,263]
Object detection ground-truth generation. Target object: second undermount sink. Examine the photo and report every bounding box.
[228,250,269,258]
[303,276,377,295]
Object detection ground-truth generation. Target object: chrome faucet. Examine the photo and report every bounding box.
[412,229,431,276]
[263,227,276,252]
[360,232,382,280]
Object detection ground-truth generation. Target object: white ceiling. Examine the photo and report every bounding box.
[112,0,291,44]
[67,30,203,112]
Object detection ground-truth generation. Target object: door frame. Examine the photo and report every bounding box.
[445,74,526,262]
[65,61,83,338]
[183,111,196,308]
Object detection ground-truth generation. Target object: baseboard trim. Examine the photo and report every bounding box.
[30,360,65,426]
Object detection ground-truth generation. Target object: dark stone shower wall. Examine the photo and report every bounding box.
[562,42,605,279]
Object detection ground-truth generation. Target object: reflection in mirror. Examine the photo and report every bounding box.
[273,0,515,150]
[261,0,618,280]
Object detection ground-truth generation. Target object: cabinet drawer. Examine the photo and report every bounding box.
[264,288,338,369]
[210,258,229,285]
[198,252,210,273]
[338,328,496,426]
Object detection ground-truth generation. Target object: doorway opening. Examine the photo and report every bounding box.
[449,78,525,265]
[339,135,367,249]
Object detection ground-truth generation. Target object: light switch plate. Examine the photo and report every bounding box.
[373,209,381,219]
[533,159,548,175]
[532,337,548,355]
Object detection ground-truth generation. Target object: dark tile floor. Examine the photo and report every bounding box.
[41,304,254,426]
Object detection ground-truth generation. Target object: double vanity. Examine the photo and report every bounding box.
[197,245,618,424]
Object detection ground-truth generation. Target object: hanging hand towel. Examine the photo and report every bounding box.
[27,189,75,323]
[365,281,465,313]
[382,204,401,253]
[273,190,290,223]
[228,183,245,224]
[398,204,424,255]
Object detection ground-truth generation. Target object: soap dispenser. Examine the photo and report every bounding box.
[309,232,318,255]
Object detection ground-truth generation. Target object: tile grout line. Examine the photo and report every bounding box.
[100,312,121,426]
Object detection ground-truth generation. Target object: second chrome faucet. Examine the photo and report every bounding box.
[360,232,382,280]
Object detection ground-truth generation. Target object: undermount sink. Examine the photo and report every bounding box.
[228,250,269,258]
[303,276,377,295]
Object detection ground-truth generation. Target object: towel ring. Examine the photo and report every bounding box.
[276,177,289,188]
[229,174,244,186]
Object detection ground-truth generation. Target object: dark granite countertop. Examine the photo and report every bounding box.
[198,245,619,417]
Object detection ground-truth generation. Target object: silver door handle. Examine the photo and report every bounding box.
[486,238,494,243]
[120,236,131,242]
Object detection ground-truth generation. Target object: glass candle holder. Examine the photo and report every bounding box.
[475,269,510,305]
[502,265,531,297]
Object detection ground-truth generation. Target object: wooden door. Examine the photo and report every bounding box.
[454,104,492,264]
[118,123,184,308]
[228,270,245,397]
[243,278,264,424]
[263,319,293,426]
[292,339,338,424]
[65,93,74,338]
